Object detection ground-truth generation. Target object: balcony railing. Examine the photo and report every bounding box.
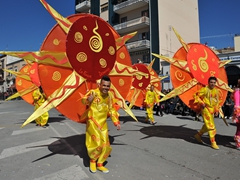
[75,0,91,12]
[114,0,149,14]
[126,39,150,52]
[114,16,149,33]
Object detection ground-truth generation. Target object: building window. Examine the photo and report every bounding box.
[138,32,150,40]
[101,3,108,13]
[141,10,149,17]
[121,16,127,23]
[143,54,150,63]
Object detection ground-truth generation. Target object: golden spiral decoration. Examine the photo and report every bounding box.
[119,78,124,86]
[150,71,154,75]
[154,83,159,87]
[108,46,115,55]
[17,80,22,86]
[105,33,109,36]
[89,21,103,53]
[83,25,87,31]
[53,39,60,45]
[210,71,216,76]
[191,60,197,71]
[136,75,143,80]
[76,52,87,63]
[74,32,83,43]
[198,49,209,73]
[175,70,185,81]
[119,52,125,59]
[23,67,29,73]
[30,69,35,74]
[52,71,61,81]
[99,58,107,68]
[139,82,143,87]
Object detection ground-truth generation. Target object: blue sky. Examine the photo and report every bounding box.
[0,0,239,51]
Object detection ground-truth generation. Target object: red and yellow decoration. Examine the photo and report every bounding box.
[152,27,233,118]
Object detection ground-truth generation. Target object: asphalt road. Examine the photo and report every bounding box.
[0,100,239,180]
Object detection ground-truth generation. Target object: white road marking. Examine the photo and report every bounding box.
[0,139,56,160]
[33,164,89,180]
[12,127,47,136]
[0,111,13,115]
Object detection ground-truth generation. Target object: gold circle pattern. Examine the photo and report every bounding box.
[99,58,107,68]
[74,32,83,43]
[76,52,87,63]
[52,71,61,81]
[119,52,125,59]
[119,79,124,86]
[108,46,115,55]
[17,80,22,86]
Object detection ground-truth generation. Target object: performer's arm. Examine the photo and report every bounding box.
[193,87,205,107]
[144,91,150,107]
[108,92,121,130]
[81,90,94,105]
[215,89,222,112]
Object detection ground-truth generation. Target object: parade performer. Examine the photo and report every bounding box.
[193,77,221,150]
[33,87,49,127]
[82,76,121,173]
[232,79,240,150]
[145,84,160,125]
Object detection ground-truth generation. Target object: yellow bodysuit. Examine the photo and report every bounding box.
[194,86,221,143]
[144,90,160,123]
[33,89,49,126]
[82,88,120,166]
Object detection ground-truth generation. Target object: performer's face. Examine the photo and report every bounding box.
[150,85,154,91]
[99,80,111,95]
[208,79,216,89]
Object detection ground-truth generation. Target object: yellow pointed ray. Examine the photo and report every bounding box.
[40,0,72,34]
[0,51,71,68]
[172,27,189,52]
[21,71,86,127]
[110,83,137,121]
[160,78,198,102]
[5,84,38,101]
[129,88,141,110]
[3,69,31,81]
[216,78,233,92]
[116,31,137,50]
[219,60,231,68]
[109,62,147,76]
[147,58,155,71]
[219,108,228,126]
[152,53,190,72]
[154,89,165,97]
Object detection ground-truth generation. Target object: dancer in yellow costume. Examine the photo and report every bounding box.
[193,77,221,150]
[145,85,160,125]
[33,87,49,127]
[82,76,121,174]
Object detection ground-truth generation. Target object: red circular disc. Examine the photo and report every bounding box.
[132,64,150,90]
[187,44,219,85]
[66,14,116,81]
